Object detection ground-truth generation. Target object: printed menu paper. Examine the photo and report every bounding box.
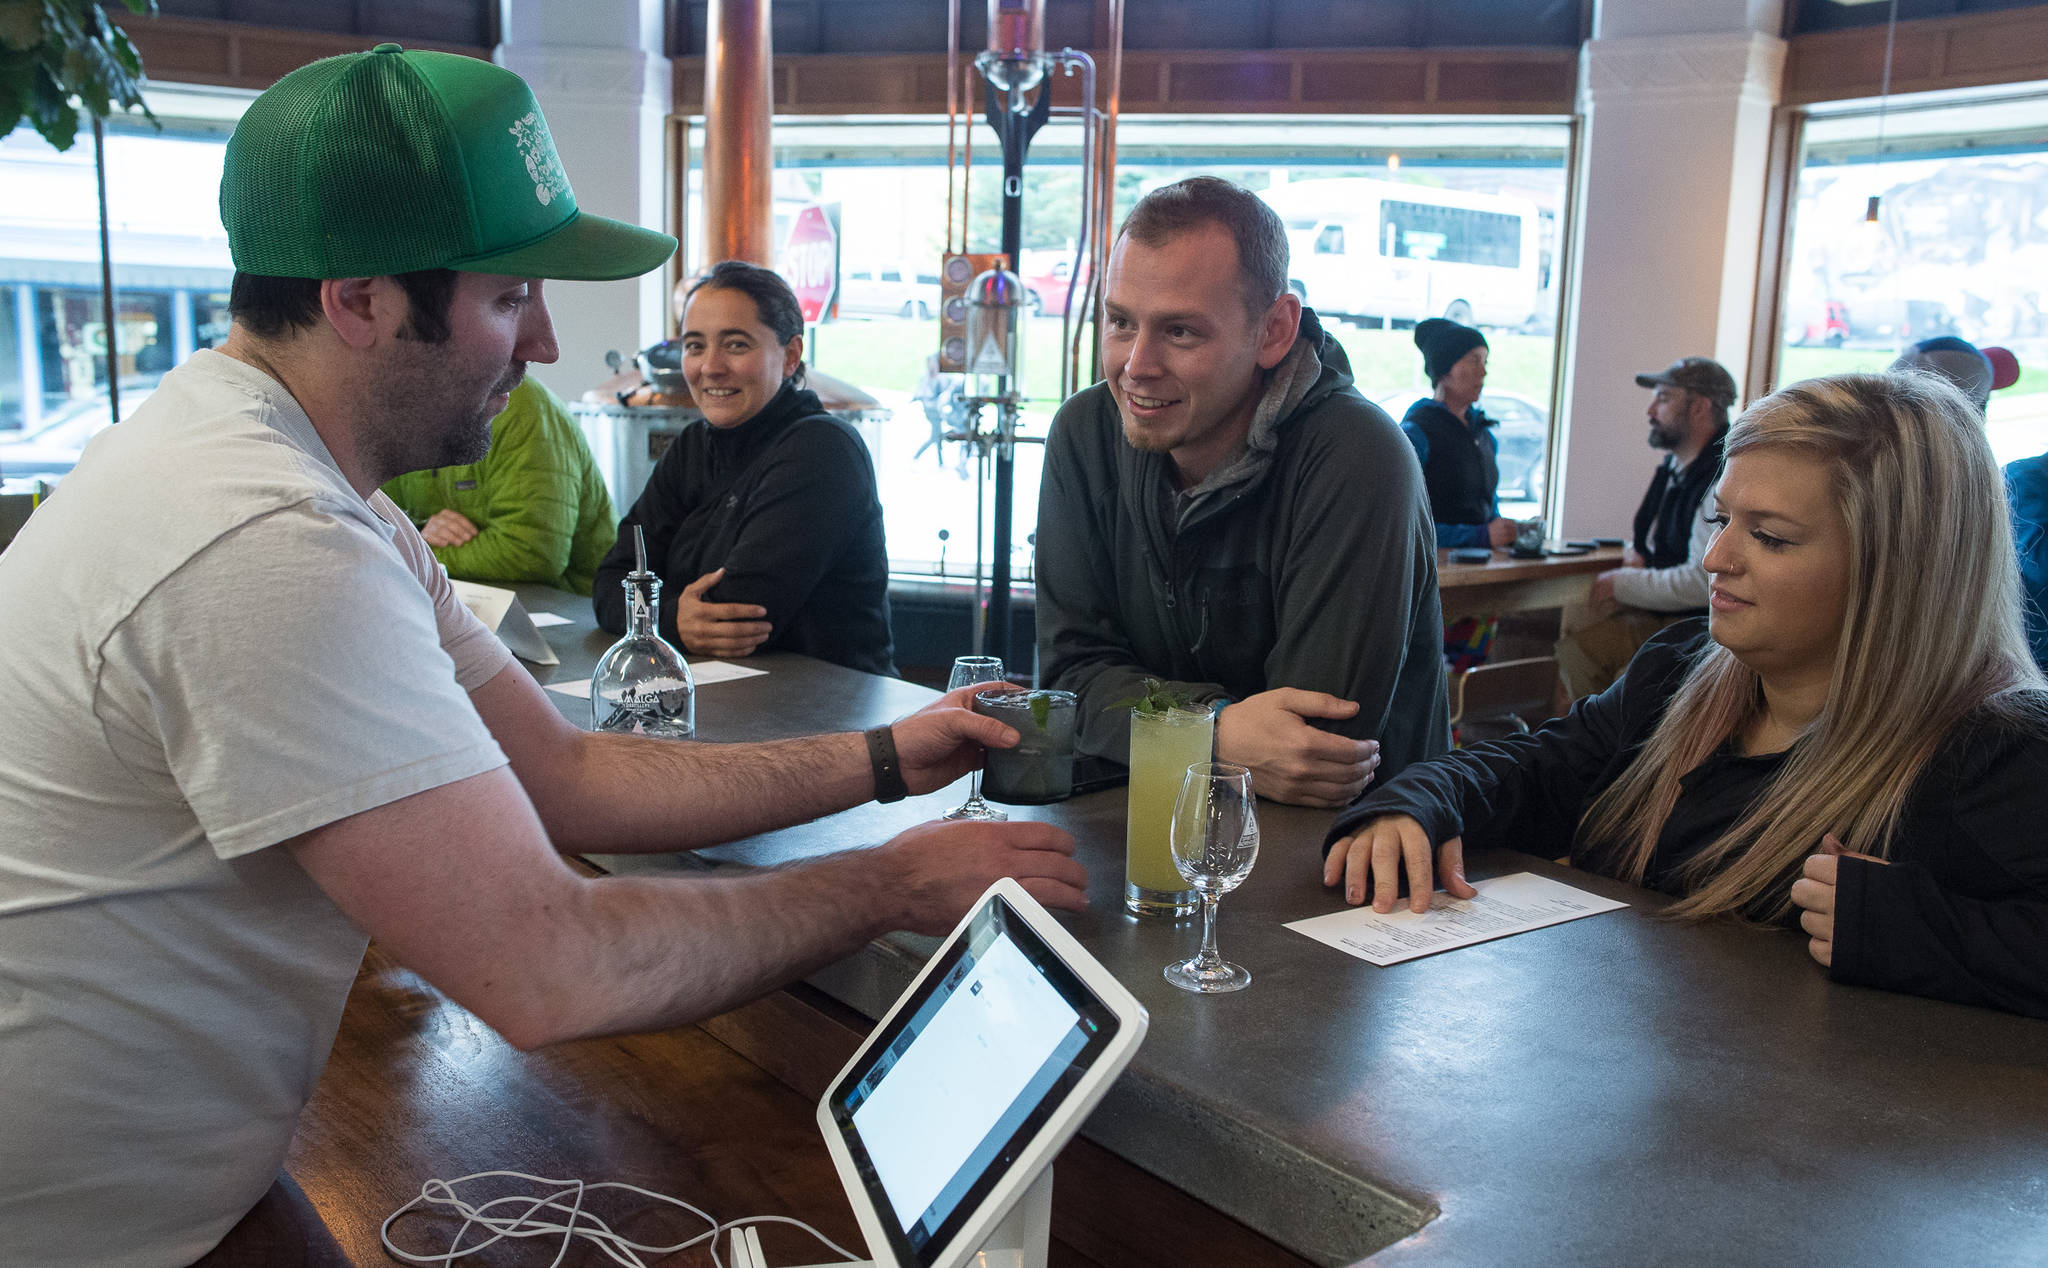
[1286,872,1628,967]
[544,660,768,698]
[450,579,512,631]
[449,580,558,666]
[528,611,574,628]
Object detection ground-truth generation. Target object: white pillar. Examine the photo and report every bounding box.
[497,0,671,402]
[1554,1,1785,536]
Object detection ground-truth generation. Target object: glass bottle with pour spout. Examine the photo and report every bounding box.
[591,526,695,739]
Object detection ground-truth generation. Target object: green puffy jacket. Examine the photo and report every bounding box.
[382,378,616,595]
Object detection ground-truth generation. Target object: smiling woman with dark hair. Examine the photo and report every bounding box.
[593,260,895,676]
[1326,370,2048,1018]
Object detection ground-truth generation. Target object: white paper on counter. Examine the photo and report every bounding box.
[449,580,558,666]
[528,611,574,628]
[544,660,768,698]
[1286,872,1628,967]
[450,579,512,630]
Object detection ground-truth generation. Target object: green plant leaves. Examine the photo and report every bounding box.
[1107,677,1200,717]
[0,1,158,151]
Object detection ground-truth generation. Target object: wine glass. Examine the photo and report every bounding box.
[1164,762,1259,994]
[942,655,1009,822]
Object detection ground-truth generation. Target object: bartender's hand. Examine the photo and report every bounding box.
[1216,689,1380,808]
[1486,517,1518,549]
[875,818,1087,934]
[888,683,1023,794]
[421,509,479,548]
[1789,833,1888,968]
[1325,815,1477,913]
[674,568,773,658]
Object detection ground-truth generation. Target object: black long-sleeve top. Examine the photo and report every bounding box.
[1327,620,2048,1019]
[593,381,896,676]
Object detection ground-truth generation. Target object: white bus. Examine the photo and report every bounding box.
[1259,178,1544,330]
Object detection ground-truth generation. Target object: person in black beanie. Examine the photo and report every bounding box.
[1399,318,1518,551]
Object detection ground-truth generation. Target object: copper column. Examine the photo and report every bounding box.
[699,0,774,269]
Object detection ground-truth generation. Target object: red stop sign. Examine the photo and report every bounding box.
[782,204,838,324]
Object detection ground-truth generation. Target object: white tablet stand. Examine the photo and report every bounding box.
[750,1169,1050,1268]
[758,878,1145,1268]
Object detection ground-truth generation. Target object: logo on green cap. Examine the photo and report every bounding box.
[507,110,570,208]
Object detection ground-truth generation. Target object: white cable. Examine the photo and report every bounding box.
[379,1169,864,1268]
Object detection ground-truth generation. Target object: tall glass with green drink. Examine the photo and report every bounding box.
[1125,705,1213,917]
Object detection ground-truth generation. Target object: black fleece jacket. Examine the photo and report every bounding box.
[593,381,895,676]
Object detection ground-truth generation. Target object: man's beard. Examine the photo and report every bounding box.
[366,346,522,480]
[433,370,521,467]
[1647,420,1680,450]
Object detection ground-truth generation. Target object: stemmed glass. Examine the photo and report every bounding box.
[1164,762,1259,994]
[942,655,1008,822]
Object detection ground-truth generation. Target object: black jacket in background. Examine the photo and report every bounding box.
[1328,620,2048,1019]
[1402,398,1499,531]
[593,381,896,677]
[1632,428,1726,571]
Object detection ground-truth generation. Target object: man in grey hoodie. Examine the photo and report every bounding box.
[1036,177,1448,808]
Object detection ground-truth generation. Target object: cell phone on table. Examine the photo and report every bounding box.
[1070,753,1128,796]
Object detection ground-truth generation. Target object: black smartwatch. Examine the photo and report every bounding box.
[865,725,908,804]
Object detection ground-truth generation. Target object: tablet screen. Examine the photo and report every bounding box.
[826,895,1123,1265]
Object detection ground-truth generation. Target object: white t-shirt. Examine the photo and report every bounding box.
[0,350,513,1267]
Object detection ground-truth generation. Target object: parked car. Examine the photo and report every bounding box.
[1374,388,1548,504]
[836,263,943,319]
[1021,256,1092,317]
[0,384,156,482]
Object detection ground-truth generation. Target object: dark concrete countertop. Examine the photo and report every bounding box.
[515,585,2048,1267]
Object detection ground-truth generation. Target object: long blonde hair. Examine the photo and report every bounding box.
[1578,371,2047,921]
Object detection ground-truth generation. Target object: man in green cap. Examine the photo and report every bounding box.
[0,46,1083,1266]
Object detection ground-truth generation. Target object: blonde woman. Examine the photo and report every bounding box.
[1323,371,2048,1017]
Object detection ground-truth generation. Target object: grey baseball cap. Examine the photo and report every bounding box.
[1635,356,1738,409]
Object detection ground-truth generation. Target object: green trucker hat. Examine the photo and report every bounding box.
[221,44,675,281]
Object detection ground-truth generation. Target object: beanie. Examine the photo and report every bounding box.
[1414,318,1488,385]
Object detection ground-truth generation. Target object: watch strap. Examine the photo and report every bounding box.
[865,725,908,804]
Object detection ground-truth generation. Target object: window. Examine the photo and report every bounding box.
[1778,86,2048,468]
[0,84,244,463]
[678,115,1572,577]
[1380,202,1522,269]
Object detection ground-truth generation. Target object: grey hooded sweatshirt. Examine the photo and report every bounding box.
[1035,309,1449,781]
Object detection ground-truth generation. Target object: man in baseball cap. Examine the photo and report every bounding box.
[1555,355,1737,707]
[0,47,1084,1265]
[1890,336,2021,415]
[1632,355,1740,411]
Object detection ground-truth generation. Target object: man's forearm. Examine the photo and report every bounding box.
[527,852,900,1045]
[1610,561,1708,611]
[534,728,873,854]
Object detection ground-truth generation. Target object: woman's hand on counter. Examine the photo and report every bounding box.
[1324,814,1477,914]
[675,567,774,658]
